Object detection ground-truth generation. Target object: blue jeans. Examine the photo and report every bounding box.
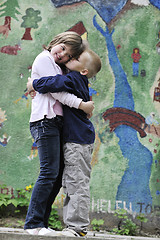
[132,62,139,76]
[24,116,64,229]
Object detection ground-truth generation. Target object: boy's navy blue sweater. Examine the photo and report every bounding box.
[33,71,95,144]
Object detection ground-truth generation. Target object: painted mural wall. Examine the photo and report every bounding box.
[0,0,160,219]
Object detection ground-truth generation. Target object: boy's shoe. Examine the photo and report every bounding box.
[78,230,87,237]
[62,228,87,237]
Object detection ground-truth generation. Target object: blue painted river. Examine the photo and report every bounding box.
[93,16,153,212]
[113,70,153,213]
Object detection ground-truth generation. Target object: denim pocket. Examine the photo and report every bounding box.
[41,120,59,137]
[30,118,62,143]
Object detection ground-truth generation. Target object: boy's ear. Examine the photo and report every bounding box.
[80,69,88,76]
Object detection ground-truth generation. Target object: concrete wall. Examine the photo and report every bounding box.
[0,0,160,230]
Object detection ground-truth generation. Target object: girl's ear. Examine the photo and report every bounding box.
[80,69,88,76]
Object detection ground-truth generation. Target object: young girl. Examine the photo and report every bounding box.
[24,31,94,236]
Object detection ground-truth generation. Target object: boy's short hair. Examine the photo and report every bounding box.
[85,49,101,78]
[44,31,86,59]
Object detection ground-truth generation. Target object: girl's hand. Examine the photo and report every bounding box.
[27,77,36,99]
[27,77,34,92]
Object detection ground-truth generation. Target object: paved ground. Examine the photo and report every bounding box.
[0,227,160,240]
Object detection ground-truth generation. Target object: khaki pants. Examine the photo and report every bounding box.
[62,142,94,232]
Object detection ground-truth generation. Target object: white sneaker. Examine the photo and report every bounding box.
[26,228,40,235]
[47,227,56,232]
[39,227,62,236]
[38,228,52,235]
[26,227,61,236]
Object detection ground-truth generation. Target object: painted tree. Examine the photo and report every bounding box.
[0,0,21,30]
[21,8,42,40]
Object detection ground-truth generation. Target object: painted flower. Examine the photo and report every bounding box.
[26,185,32,191]
[116,44,121,49]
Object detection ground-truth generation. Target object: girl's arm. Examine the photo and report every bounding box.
[50,91,94,114]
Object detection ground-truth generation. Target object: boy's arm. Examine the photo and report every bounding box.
[27,77,94,114]
[33,75,75,94]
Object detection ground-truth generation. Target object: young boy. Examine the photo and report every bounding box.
[27,49,101,237]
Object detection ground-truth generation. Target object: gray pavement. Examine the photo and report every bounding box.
[0,227,160,240]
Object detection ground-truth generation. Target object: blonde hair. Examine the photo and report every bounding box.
[85,49,101,78]
[44,31,86,59]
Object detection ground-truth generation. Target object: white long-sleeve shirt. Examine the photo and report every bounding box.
[30,50,82,122]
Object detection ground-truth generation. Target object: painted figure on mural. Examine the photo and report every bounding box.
[153,78,160,102]
[131,48,141,77]
[0,133,11,147]
[142,112,160,135]
[14,90,29,108]
[28,139,38,160]
[145,112,159,131]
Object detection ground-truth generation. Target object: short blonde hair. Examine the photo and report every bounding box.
[85,49,101,78]
[44,31,86,59]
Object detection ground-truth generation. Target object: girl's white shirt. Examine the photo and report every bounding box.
[30,50,82,122]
